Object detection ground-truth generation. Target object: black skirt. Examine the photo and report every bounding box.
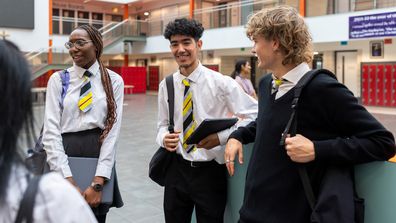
[62,128,124,215]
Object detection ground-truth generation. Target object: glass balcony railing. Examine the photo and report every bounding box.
[144,0,396,35]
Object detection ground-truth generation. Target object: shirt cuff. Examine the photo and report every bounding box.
[157,131,168,147]
[228,129,245,144]
[217,129,230,145]
[61,165,72,178]
[95,163,112,180]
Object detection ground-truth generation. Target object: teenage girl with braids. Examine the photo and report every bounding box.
[42,24,124,222]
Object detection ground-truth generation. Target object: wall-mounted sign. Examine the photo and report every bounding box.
[370,40,384,58]
[349,12,396,39]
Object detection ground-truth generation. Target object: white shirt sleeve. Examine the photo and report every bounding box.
[35,173,98,223]
[43,72,72,178]
[216,76,258,145]
[95,73,124,179]
[156,79,170,148]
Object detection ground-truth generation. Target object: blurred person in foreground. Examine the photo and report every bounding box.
[0,40,97,223]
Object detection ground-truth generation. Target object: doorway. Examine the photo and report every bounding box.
[335,51,359,97]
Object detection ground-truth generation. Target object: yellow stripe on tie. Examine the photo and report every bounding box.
[183,101,192,116]
[78,92,92,105]
[79,97,92,111]
[183,92,192,108]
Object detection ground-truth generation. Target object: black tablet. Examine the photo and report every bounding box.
[185,118,238,145]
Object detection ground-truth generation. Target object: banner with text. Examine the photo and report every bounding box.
[349,12,396,39]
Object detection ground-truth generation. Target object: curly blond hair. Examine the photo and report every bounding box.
[246,5,313,65]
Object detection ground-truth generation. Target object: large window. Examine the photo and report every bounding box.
[78,11,89,27]
[53,9,60,34]
[306,0,396,17]
[62,10,75,35]
[92,13,103,30]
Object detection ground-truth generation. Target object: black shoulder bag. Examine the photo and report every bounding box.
[149,75,175,187]
[280,69,364,223]
[14,175,42,223]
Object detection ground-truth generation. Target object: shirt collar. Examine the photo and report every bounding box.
[73,60,99,78]
[175,61,203,84]
[282,62,310,84]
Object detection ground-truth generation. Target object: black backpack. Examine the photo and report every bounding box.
[280,69,364,223]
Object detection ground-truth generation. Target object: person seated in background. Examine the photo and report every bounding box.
[231,59,257,99]
[0,40,97,223]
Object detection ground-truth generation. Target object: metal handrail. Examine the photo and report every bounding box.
[102,19,129,36]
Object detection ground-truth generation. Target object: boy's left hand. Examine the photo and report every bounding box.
[285,134,315,163]
[197,133,220,150]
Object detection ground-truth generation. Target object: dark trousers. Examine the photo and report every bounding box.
[96,214,106,223]
[164,155,227,223]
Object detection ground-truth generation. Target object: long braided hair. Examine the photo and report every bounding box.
[77,24,117,145]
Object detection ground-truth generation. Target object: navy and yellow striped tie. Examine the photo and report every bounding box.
[78,70,93,112]
[182,78,196,153]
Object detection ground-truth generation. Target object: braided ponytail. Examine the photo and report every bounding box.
[77,24,117,145]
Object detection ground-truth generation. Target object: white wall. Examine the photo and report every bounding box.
[1,0,49,52]
[306,7,396,43]
[130,26,253,55]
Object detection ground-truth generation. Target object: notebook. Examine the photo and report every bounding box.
[185,118,238,145]
[68,157,114,204]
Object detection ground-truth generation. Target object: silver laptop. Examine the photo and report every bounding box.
[68,157,114,204]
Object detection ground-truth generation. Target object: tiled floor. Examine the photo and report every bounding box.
[33,94,396,223]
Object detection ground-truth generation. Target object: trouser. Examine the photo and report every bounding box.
[164,155,227,223]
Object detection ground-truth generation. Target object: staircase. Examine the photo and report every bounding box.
[28,19,146,80]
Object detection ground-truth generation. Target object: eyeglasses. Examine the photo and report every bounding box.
[65,40,93,49]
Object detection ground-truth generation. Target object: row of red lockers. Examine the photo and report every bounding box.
[362,62,396,107]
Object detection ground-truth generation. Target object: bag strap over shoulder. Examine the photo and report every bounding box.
[280,69,336,145]
[165,75,175,133]
[280,68,337,210]
[59,69,70,111]
[15,175,42,223]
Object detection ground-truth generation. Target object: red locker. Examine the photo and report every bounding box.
[361,64,369,105]
[369,64,377,106]
[376,64,384,106]
[392,65,396,107]
[384,65,392,107]
[148,66,159,91]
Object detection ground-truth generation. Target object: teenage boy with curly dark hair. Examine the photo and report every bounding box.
[156,18,258,223]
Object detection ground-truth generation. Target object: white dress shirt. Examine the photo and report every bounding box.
[273,62,310,99]
[156,63,258,163]
[1,165,97,223]
[43,61,124,179]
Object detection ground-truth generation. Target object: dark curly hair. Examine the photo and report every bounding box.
[164,18,204,41]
